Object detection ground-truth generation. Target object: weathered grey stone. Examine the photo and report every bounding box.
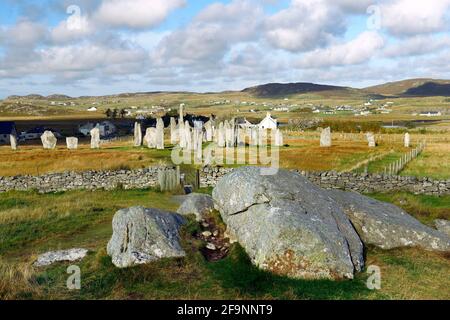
[274,129,283,147]
[435,219,450,237]
[170,117,178,144]
[41,131,57,149]
[134,122,142,147]
[404,133,410,148]
[107,207,186,268]
[366,132,376,147]
[144,127,157,148]
[10,134,17,150]
[176,193,214,221]
[90,127,100,149]
[212,167,364,280]
[156,118,165,150]
[328,190,450,251]
[66,137,78,150]
[320,127,331,147]
[34,248,88,267]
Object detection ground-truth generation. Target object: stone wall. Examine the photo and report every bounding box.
[1,166,449,195]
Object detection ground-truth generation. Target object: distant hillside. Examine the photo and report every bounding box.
[365,79,450,96]
[242,82,353,97]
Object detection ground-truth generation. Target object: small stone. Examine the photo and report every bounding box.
[206,243,216,250]
[202,231,212,238]
[213,230,219,237]
[202,222,209,228]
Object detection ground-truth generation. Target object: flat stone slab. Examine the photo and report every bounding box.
[435,219,450,237]
[34,248,88,267]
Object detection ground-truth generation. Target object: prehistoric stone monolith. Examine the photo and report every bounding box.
[156,118,164,150]
[170,117,178,144]
[66,137,78,150]
[366,132,376,147]
[184,121,192,151]
[41,131,57,149]
[205,120,214,142]
[144,128,157,148]
[134,122,142,147]
[90,127,100,149]
[250,127,258,146]
[320,127,332,147]
[10,134,17,150]
[217,122,225,148]
[274,129,284,147]
[404,133,410,148]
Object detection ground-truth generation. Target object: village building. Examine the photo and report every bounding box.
[0,121,17,144]
[258,112,278,130]
[419,111,442,117]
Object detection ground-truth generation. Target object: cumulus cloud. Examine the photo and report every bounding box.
[380,0,450,36]
[297,32,385,68]
[94,0,185,29]
[384,35,450,57]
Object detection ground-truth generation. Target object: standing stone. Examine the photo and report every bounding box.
[404,133,410,148]
[194,129,203,161]
[184,121,192,151]
[144,128,157,148]
[320,127,332,147]
[250,127,258,146]
[258,128,266,146]
[10,134,17,150]
[170,117,178,144]
[179,121,186,148]
[217,122,225,148]
[66,137,78,150]
[90,127,100,149]
[225,120,235,148]
[41,131,57,149]
[134,122,142,147]
[156,118,164,150]
[274,129,284,147]
[205,121,214,142]
[366,132,376,147]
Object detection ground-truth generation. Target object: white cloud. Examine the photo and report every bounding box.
[94,0,185,29]
[384,35,450,57]
[264,0,346,52]
[297,31,385,68]
[2,20,48,47]
[380,0,450,36]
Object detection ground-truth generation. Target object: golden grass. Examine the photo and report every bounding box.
[402,142,450,179]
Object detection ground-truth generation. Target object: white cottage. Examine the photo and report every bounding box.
[258,112,278,130]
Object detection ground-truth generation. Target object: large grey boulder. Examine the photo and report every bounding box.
[212,167,364,280]
[435,219,450,237]
[41,131,57,149]
[107,207,186,268]
[176,193,214,221]
[327,190,450,251]
[34,248,88,267]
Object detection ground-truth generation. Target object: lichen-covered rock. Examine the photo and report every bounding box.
[212,166,364,280]
[328,190,450,251]
[107,207,186,268]
[41,131,57,149]
[177,193,214,221]
[34,248,88,267]
[435,219,450,237]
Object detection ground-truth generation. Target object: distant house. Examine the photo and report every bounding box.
[258,112,278,130]
[79,121,117,137]
[0,121,17,144]
[419,111,442,117]
[87,107,97,112]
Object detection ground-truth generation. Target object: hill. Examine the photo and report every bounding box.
[242,82,353,97]
[365,79,450,96]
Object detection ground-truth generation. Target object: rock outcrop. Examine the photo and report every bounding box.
[212,167,364,280]
[107,207,186,268]
[435,219,450,237]
[34,248,88,267]
[327,190,450,251]
[176,193,214,221]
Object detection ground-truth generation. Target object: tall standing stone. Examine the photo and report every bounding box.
[366,132,376,147]
[90,127,100,149]
[250,127,258,146]
[185,121,192,151]
[194,129,203,162]
[320,127,332,147]
[205,121,213,142]
[144,128,157,148]
[66,137,78,150]
[10,134,17,150]
[41,131,57,149]
[217,122,225,148]
[404,133,410,148]
[134,122,142,147]
[170,117,178,144]
[274,129,284,147]
[156,118,165,150]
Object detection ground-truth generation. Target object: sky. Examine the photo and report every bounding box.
[0,0,449,97]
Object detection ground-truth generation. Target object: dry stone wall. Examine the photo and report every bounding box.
[0,166,449,195]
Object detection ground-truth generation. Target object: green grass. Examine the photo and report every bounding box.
[0,189,449,300]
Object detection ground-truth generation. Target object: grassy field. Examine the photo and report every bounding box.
[0,189,448,300]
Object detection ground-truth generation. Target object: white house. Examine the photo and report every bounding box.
[258,112,278,130]
[420,111,442,117]
[87,107,97,112]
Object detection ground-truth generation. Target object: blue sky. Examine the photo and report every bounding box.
[0,0,449,98]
